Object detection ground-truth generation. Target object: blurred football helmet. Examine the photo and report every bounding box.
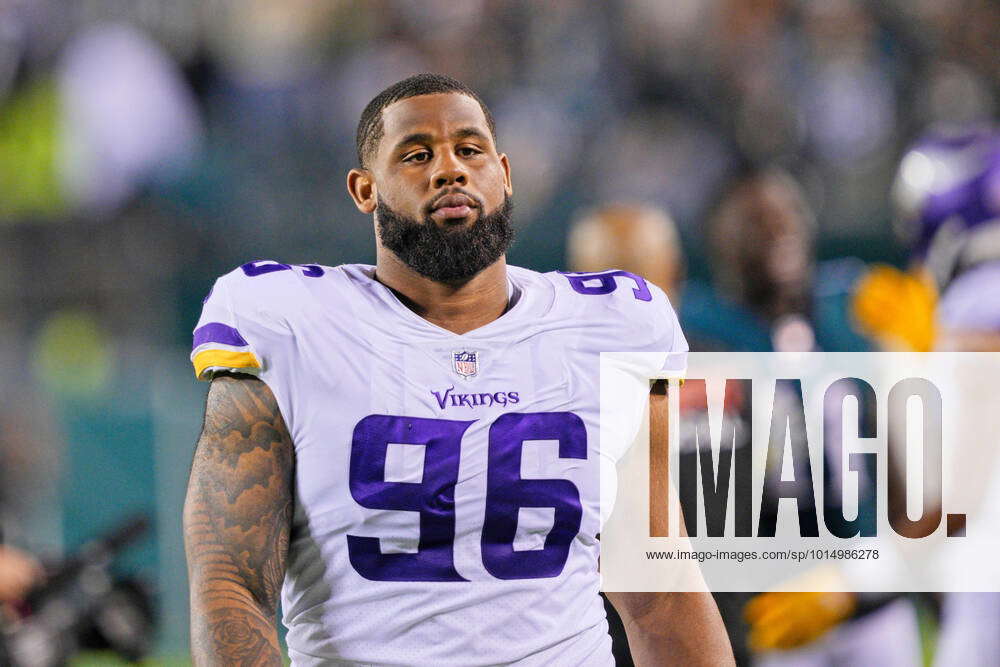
[892,127,1000,291]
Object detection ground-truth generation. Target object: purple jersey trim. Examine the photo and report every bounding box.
[193,322,249,349]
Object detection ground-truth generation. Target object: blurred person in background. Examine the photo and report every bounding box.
[0,406,45,660]
[694,168,922,666]
[707,168,814,342]
[856,127,1000,355]
[0,395,61,631]
[567,203,684,302]
[0,543,40,663]
[184,73,733,666]
[859,127,1000,667]
[0,547,42,607]
[0,410,49,606]
[686,167,870,354]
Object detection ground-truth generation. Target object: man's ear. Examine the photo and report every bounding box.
[499,153,513,196]
[347,168,377,214]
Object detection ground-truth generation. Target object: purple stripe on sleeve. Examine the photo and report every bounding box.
[193,322,249,349]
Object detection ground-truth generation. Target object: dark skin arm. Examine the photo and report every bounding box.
[606,381,735,666]
[183,373,294,666]
[605,590,734,666]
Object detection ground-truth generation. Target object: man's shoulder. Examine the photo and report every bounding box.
[508,266,687,377]
[512,264,656,298]
[209,260,364,308]
[525,266,672,317]
[192,261,368,380]
[511,265,682,344]
[214,259,362,284]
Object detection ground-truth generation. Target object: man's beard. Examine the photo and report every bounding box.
[376,193,514,283]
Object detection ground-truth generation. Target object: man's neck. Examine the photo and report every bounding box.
[374,249,510,335]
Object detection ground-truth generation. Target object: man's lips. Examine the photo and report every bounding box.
[429,194,477,221]
[431,205,474,220]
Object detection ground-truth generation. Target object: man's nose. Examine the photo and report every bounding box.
[432,153,468,188]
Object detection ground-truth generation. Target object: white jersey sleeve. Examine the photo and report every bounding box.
[619,280,688,378]
[190,268,266,380]
[191,260,331,446]
[552,269,688,377]
[191,260,329,381]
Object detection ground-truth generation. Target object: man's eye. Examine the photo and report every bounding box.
[458,146,482,157]
[405,151,430,163]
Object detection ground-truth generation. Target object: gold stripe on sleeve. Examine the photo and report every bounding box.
[192,349,261,379]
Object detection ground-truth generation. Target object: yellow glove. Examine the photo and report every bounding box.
[852,264,937,351]
[745,589,856,651]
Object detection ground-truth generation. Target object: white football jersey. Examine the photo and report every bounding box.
[191,261,687,666]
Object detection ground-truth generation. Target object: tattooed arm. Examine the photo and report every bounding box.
[183,373,295,666]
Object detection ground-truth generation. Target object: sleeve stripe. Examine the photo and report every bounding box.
[192,349,261,379]
[193,322,249,349]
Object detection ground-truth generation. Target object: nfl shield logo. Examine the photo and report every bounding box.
[453,350,479,378]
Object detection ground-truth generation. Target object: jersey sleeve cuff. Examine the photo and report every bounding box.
[650,350,688,380]
[191,347,262,380]
[191,321,263,380]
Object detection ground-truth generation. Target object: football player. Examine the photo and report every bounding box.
[885,127,1000,667]
[0,545,41,605]
[183,74,733,666]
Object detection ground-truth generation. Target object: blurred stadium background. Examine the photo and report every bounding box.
[1,0,997,663]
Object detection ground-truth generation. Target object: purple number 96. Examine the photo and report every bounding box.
[241,260,324,278]
[348,412,587,582]
[562,270,652,301]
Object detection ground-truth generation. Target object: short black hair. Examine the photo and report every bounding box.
[355,73,496,169]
